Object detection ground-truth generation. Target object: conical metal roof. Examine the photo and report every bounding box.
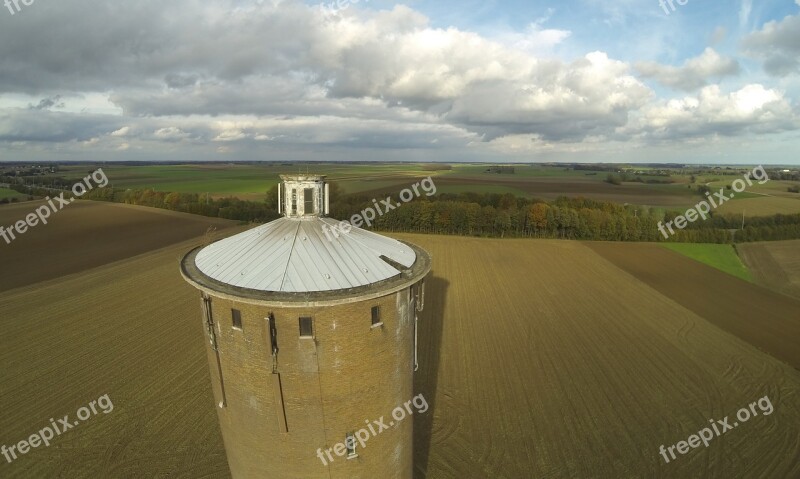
[194,217,417,293]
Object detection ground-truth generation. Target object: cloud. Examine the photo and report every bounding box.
[13,1,644,144]
[495,16,572,57]
[28,95,65,111]
[739,0,753,29]
[635,48,740,91]
[0,0,797,162]
[742,13,800,76]
[0,108,125,143]
[110,126,131,137]
[153,126,192,142]
[623,84,798,141]
[445,51,652,141]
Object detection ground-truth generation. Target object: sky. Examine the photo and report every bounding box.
[0,0,799,164]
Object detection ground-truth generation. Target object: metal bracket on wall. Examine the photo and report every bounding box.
[416,280,426,312]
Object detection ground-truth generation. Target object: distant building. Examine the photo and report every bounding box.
[181,174,431,478]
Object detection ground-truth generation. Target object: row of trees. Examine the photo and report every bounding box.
[57,184,800,244]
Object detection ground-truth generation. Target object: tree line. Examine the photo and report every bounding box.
[11,182,800,244]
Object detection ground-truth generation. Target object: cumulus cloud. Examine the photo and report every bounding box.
[153,127,193,142]
[0,0,797,161]
[623,84,798,141]
[110,126,131,137]
[0,1,655,146]
[635,48,740,91]
[742,13,800,76]
[447,52,652,141]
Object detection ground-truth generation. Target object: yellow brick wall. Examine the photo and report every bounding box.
[197,285,418,478]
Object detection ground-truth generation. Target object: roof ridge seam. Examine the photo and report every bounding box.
[278,221,303,292]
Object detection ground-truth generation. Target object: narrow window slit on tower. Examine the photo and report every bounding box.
[371,305,382,327]
[299,317,313,338]
[268,314,279,370]
[232,309,243,330]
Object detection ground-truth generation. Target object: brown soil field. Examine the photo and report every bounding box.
[0,238,230,478]
[357,176,694,207]
[1,228,799,478]
[738,240,800,300]
[718,196,800,216]
[405,236,800,478]
[0,201,236,293]
[585,241,800,370]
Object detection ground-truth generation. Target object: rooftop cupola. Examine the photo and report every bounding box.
[278,174,329,219]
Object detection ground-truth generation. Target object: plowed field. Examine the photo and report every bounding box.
[1,219,798,478]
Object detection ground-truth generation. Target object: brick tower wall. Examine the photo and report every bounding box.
[198,285,419,478]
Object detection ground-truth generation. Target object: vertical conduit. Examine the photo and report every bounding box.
[202,294,227,408]
[411,281,425,371]
[274,373,289,433]
[412,287,419,372]
[266,314,288,433]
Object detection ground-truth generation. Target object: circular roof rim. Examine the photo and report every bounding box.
[181,240,432,306]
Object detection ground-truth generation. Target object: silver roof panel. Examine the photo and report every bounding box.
[194,217,417,293]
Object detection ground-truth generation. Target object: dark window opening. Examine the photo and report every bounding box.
[299,317,313,338]
[371,306,381,326]
[269,314,279,355]
[232,309,242,330]
[291,189,297,215]
[303,188,314,215]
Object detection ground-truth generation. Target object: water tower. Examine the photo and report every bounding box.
[180,174,431,478]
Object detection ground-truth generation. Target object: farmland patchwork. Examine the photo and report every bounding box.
[0,168,108,246]
[657,165,770,240]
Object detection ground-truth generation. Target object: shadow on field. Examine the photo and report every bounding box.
[413,275,448,479]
